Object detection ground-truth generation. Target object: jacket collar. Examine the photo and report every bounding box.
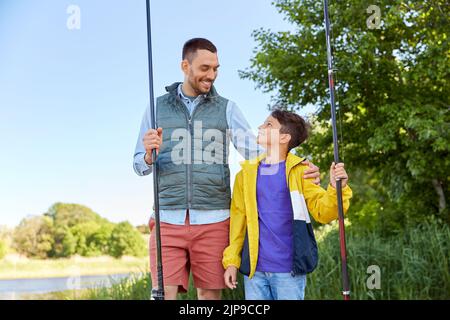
[240,152,305,173]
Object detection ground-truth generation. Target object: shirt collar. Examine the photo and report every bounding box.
[177,83,206,102]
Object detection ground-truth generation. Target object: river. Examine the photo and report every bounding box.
[0,273,131,299]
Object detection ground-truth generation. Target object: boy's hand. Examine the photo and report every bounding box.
[224,266,238,289]
[330,162,348,188]
[303,160,321,185]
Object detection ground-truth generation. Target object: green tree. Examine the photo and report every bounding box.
[0,226,12,259]
[88,222,114,255]
[69,221,114,257]
[136,224,150,235]
[241,0,449,232]
[46,203,114,257]
[0,240,7,260]
[13,216,54,258]
[61,228,77,257]
[45,203,107,228]
[109,222,146,258]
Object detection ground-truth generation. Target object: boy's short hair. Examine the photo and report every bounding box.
[182,38,217,62]
[271,109,310,151]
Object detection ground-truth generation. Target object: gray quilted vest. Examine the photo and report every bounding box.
[155,82,231,210]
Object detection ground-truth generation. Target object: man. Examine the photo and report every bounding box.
[133,38,321,300]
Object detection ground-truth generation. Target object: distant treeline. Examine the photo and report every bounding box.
[0,203,148,259]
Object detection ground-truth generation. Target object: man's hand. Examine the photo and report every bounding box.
[303,160,321,185]
[143,127,163,165]
[330,162,349,188]
[224,266,238,290]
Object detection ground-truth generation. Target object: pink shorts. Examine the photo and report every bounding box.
[149,212,230,293]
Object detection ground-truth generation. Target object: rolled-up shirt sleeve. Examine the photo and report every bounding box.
[226,100,265,160]
[133,106,153,176]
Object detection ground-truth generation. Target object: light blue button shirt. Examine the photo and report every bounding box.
[133,84,264,225]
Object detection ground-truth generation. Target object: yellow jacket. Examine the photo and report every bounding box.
[222,152,353,278]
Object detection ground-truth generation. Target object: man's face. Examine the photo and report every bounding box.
[182,49,220,95]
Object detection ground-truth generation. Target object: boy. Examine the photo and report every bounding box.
[222,109,352,300]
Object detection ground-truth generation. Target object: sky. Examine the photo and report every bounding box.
[0,0,295,228]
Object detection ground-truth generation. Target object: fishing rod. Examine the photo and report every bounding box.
[146,0,164,301]
[322,0,351,301]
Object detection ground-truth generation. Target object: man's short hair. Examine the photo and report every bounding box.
[182,38,217,62]
[271,109,310,151]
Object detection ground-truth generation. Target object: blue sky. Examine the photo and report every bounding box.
[0,0,295,227]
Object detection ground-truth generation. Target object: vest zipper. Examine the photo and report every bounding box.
[176,93,210,209]
[187,116,192,209]
[175,96,193,209]
[183,99,204,209]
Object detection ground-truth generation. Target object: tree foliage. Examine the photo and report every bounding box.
[13,215,54,258]
[0,240,7,260]
[12,203,146,259]
[109,222,147,258]
[241,0,449,232]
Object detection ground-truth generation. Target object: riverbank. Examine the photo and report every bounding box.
[0,254,148,280]
[14,289,91,300]
[76,220,449,300]
[0,273,136,300]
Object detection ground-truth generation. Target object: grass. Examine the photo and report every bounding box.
[25,218,449,300]
[85,273,152,300]
[19,289,91,300]
[0,255,148,280]
[306,217,450,300]
[81,272,245,300]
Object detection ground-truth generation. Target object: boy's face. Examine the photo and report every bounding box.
[257,116,290,148]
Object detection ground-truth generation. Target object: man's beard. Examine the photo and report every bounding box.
[190,78,213,95]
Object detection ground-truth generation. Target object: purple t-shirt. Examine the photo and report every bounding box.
[255,160,294,273]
